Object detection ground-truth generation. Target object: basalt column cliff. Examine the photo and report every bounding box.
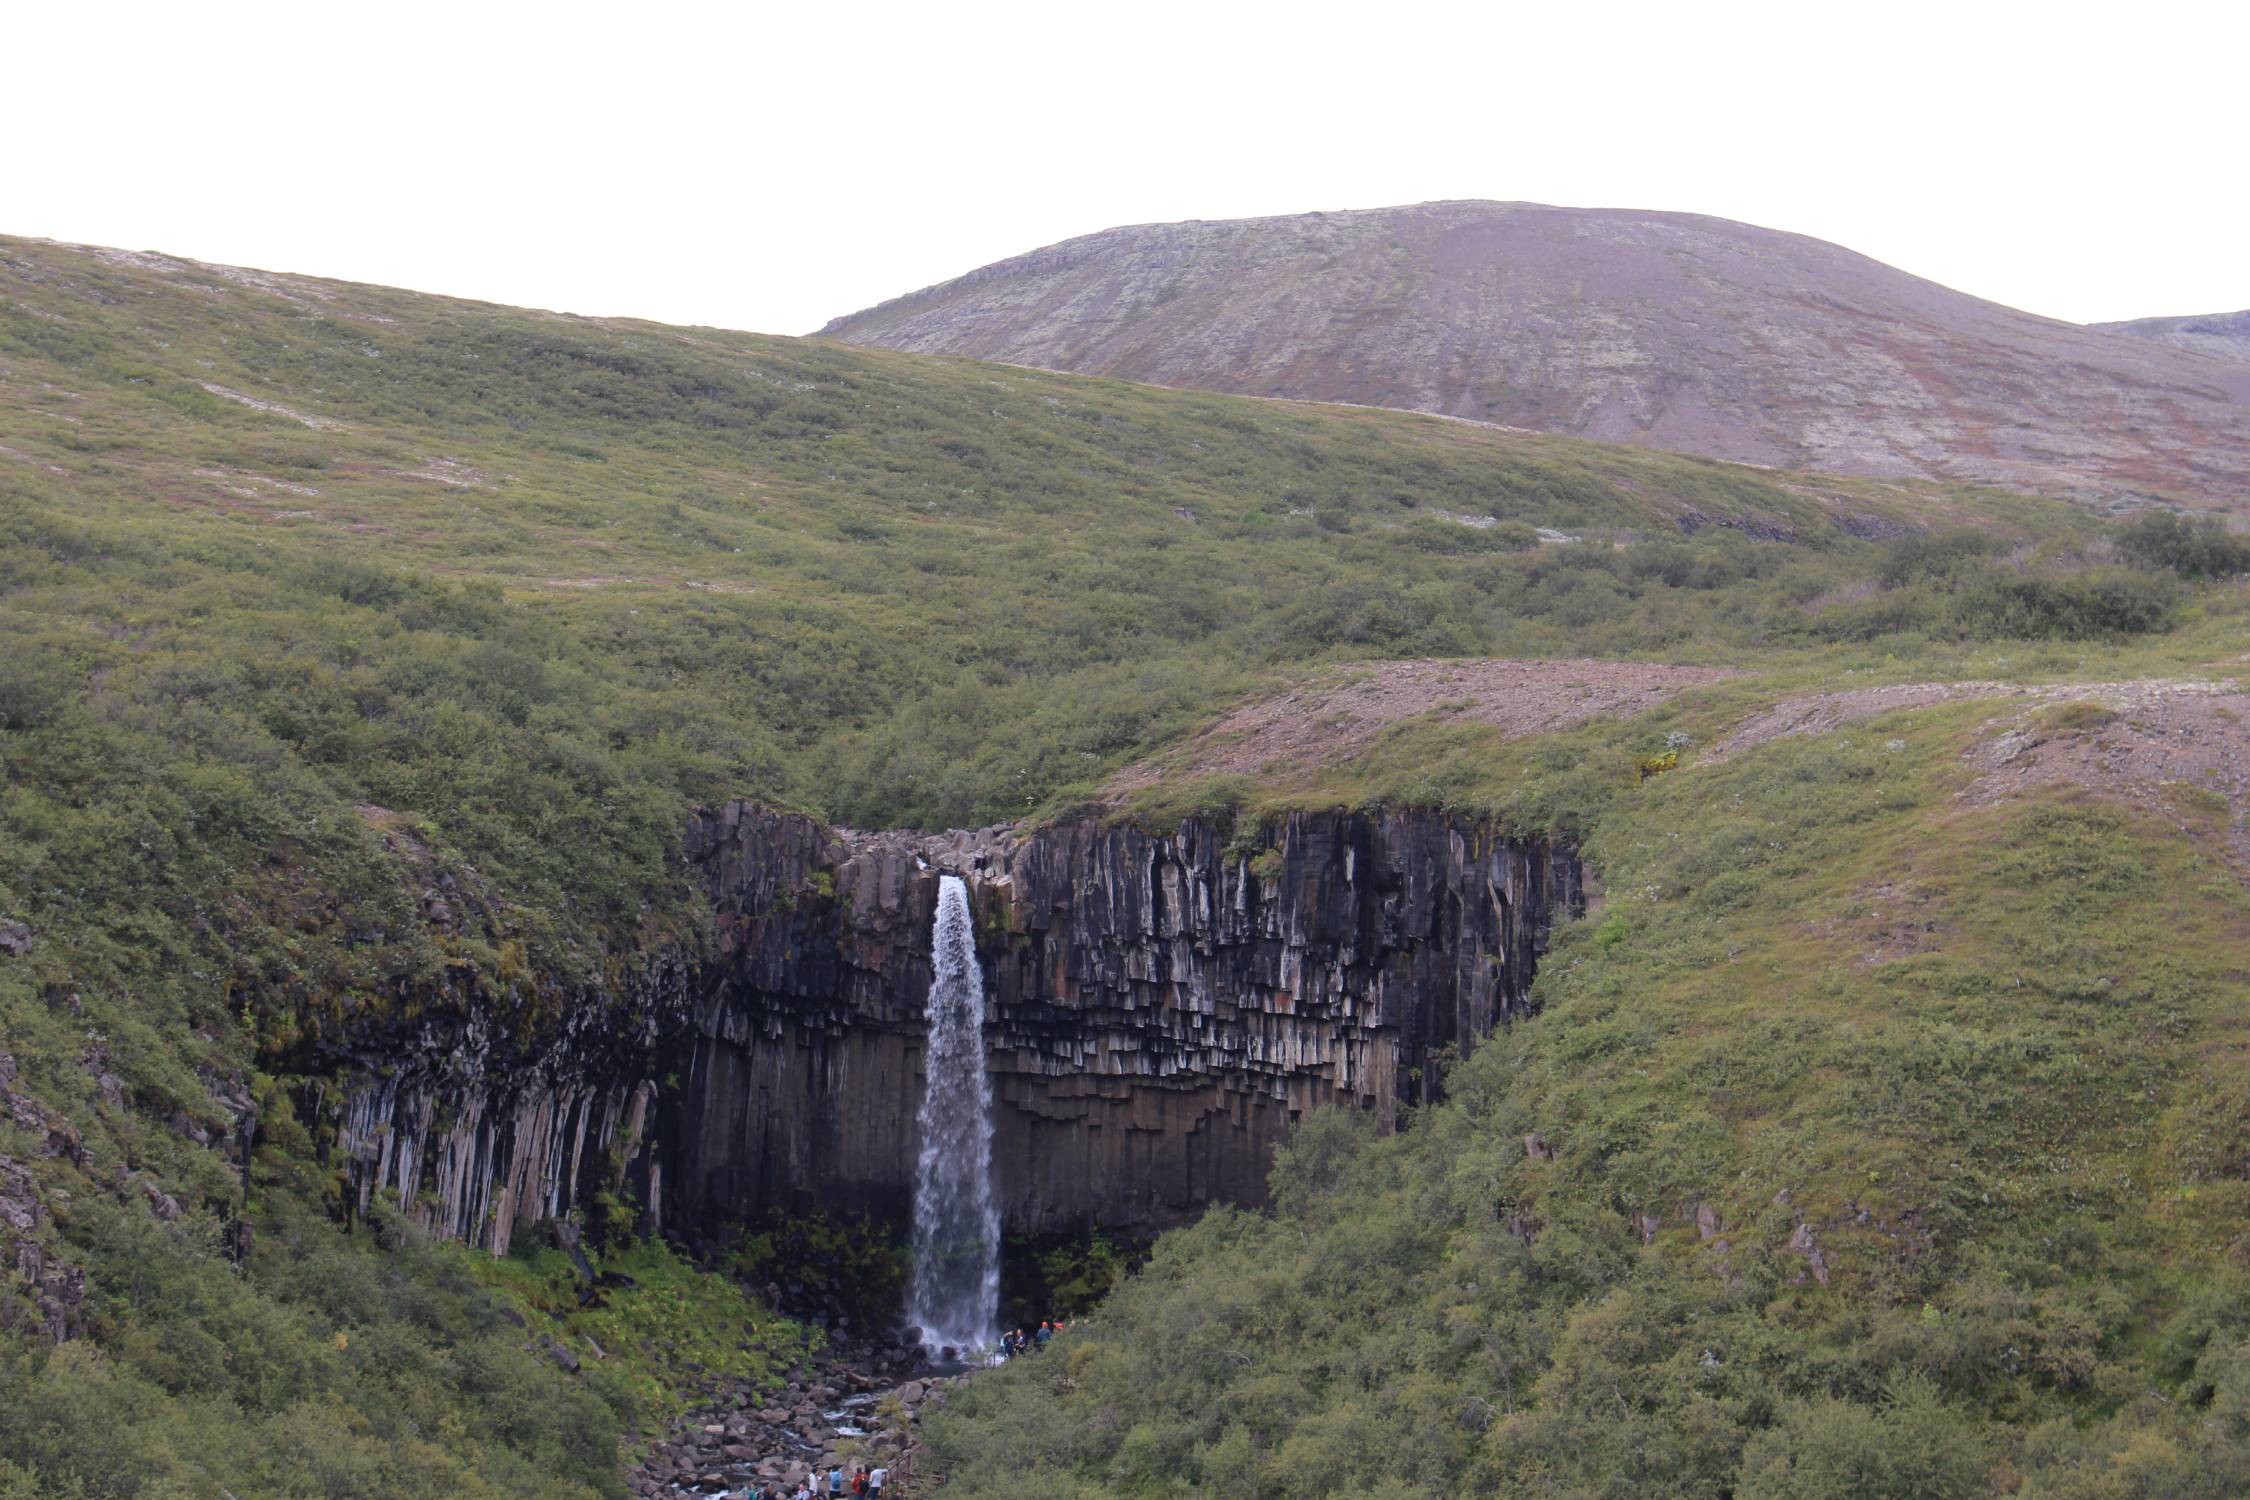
[667,804,1582,1239]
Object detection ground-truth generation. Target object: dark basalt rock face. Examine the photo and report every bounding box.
[665,803,1580,1239]
[2,1051,89,1342]
[327,803,1580,1252]
[324,946,698,1255]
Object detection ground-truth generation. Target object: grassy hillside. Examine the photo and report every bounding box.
[0,234,2242,1498]
[932,679,2250,1499]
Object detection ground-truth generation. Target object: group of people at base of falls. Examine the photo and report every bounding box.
[723,1463,886,1500]
[998,1319,1064,1359]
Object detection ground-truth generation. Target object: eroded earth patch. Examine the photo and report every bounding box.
[1714,677,2250,872]
[1103,656,1739,796]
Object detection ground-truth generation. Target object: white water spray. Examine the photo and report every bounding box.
[907,875,999,1357]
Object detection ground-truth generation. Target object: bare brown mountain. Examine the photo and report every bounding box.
[2094,309,2250,364]
[822,201,2250,511]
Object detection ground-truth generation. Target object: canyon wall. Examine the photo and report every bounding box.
[665,803,1581,1240]
[326,949,695,1255]
[328,804,1581,1252]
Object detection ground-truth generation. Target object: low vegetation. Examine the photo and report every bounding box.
[473,1236,815,1428]
[1,236,2246,1496]
[2119,510,2250,581]
[0,1192,625,1500]
[929,700,2250,1498]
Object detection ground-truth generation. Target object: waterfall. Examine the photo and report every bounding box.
[907,874,999,1357]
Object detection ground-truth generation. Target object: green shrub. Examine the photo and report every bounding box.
[1875,527,2002,586]
[0,650,74,732]
[1821,559,2180,642]
[728,1210,907,1323]
[1737,1379,1987,1500]
[2119,510,2250,579]
[1953,566,2179,639]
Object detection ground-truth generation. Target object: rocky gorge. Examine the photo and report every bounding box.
[324,803,1585,1265]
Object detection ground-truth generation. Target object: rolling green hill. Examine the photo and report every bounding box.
[935,680,2250,1499]
[1,234,2246,1499]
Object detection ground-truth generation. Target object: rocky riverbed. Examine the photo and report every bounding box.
[630,1328,958,1497]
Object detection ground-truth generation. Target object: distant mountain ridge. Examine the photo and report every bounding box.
[823,200,2250,511]
[2095,308,2250,364]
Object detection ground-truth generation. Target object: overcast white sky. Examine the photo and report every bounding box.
[12,1,2244,334]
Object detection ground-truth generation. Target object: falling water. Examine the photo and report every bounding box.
[907,874,999,1357]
